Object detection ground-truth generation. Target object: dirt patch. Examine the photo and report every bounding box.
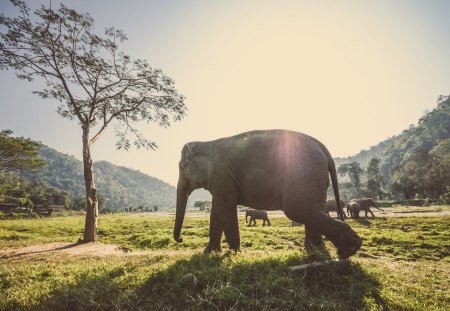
[0,242,134,259]
[0,242,282,260]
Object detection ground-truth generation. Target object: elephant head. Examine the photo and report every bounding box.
[174,142,209,243]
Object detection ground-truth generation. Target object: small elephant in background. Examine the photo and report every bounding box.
[346,202,361,219]
[246,209,271,226]
[350,198,384,218]
[323,199,346,217]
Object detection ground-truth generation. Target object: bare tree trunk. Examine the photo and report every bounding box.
[82,125,98,242]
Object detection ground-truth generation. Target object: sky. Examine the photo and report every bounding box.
[1,0,450,186]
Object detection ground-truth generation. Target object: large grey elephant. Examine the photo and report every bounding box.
[350,198,384,218]
[174,130,362,259]
[245,209,271,226]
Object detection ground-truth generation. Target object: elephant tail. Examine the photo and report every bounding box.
[328,155,345,222]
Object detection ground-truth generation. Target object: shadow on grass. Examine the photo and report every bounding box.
[0,242,82,259]
[135,254,388,310]
[30,252,388,311]
[353,218,373,227]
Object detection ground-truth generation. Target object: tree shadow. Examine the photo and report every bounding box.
[28,252,388,311]
[1,242,83,259]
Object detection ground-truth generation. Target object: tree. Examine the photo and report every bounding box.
[194,201,211,212]
[0,129,45,173]
[338,161,363,197]
[390,145,450,200]
[0,1,186,241]
[366,158,384,199]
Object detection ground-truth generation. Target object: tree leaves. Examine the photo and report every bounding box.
[0,0,187,149]
[0,129,46,173]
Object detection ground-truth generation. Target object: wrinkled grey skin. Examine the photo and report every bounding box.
[322,199,346,217]
[174,130,362,259]
[350,198,384,218]
[346,202,361,219]
[245,209,271,226]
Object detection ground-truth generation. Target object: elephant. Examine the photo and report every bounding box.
[350,198,384,218]
[345,202,361,219]
[245,209,271,226]
[322,199,346,217]
[173,129,362,259]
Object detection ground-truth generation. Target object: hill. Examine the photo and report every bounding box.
[335,95,450,181]
[20,145,177,210]
[332,95,449,201]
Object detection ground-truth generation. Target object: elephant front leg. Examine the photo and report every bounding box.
[221,206,240,251]
[304,224,325,252]
[205,207,223,253]
[206,197,240,253]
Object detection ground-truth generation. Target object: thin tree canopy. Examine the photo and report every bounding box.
[0,0,186,150]
[0,0,187,241]
[0,129,45,173]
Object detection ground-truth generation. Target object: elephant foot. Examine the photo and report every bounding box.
[223,248,241,257]
[204,244,221,254]
[305,244,330,261]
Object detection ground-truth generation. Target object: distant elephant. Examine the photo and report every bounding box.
[345,202,361,219]
[173,130,362,259]
[245,209,271,226]
[350,198,384,218]
[322,199,346,217]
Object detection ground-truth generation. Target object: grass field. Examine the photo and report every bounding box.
[1,208,449,310]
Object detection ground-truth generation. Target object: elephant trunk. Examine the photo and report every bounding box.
[174,181,188,243]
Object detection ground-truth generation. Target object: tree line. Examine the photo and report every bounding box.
[0,132,177,211]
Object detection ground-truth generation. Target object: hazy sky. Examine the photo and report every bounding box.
[1,0,450,185]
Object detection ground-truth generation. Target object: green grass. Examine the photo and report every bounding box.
[0,211,449,310]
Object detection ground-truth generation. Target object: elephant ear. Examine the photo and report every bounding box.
[181,143,197,168]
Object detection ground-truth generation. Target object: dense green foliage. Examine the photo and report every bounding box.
[1,211,449,310]
[0,129,45,173]
[335,95,450,202]
[1,143,176,210]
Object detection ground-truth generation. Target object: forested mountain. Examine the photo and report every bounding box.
[18,145,176,210]
[334,141,390,172]
[334,95,450,201]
